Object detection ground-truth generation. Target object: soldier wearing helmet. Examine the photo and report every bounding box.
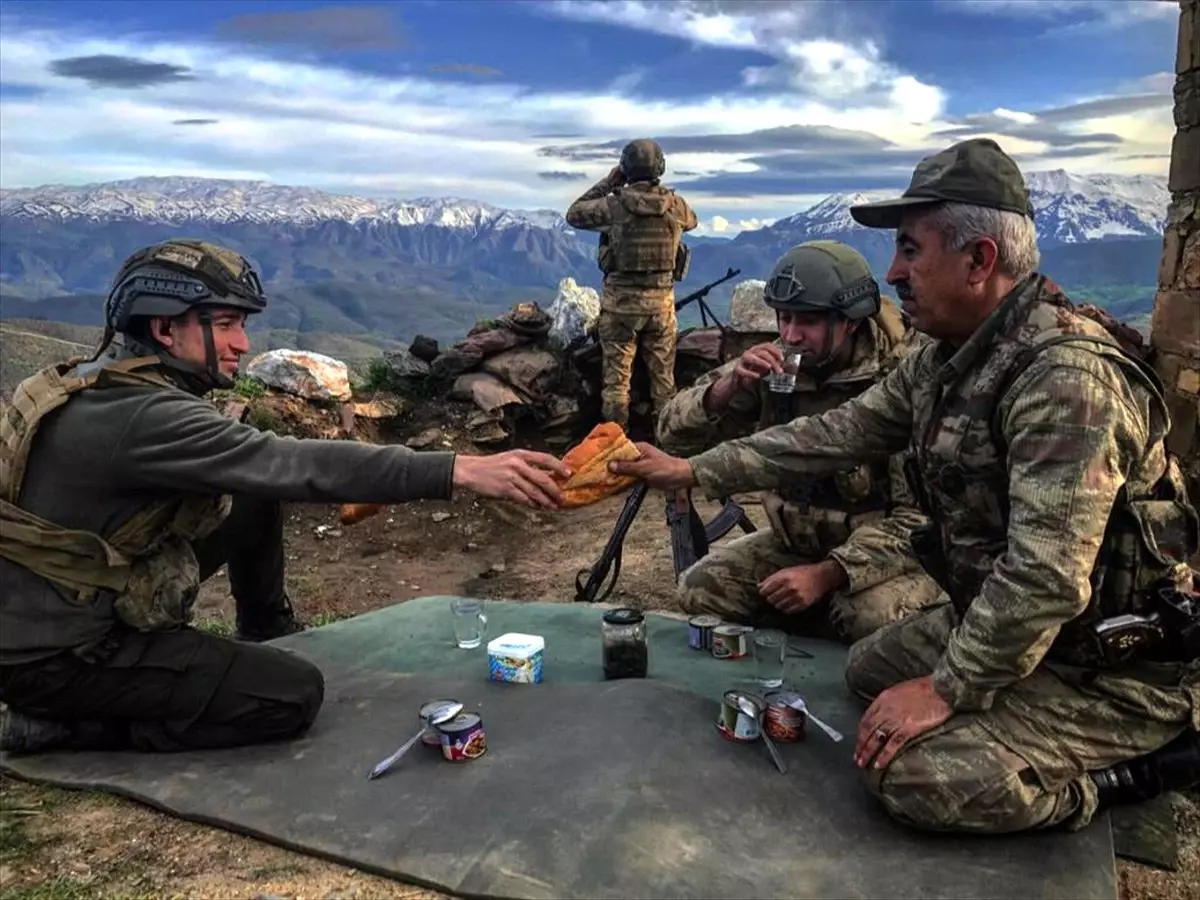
[565,138,698,432]
[0,239,572,756]
[653,240,941,643]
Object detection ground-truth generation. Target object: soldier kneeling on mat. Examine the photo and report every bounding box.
[0,239,570,755]
[613,138,1200,831]
[655,240,943,644]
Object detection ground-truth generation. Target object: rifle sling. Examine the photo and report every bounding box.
[574,482,650,602]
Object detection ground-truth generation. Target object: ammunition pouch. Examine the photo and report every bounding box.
[673,243,691,283]
[115,534,203,632]
[0,355,233,631]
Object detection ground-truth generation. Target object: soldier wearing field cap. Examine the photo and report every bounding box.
[611,138,1200,833]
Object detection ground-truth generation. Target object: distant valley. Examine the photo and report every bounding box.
[0,171,1168,364]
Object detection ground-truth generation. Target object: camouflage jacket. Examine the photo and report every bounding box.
[686,274,1199,720]
[657,303,933,594]
[565,176,698,315]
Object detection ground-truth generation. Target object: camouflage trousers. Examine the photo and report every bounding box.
[676,529,944,643]
[846,603,1194,833]
[597,307,677,427]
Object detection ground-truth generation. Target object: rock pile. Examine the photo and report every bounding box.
[239,276,783,447]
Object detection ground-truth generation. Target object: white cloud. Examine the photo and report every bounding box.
[0,4,1175,236]
[947,0,1177,33]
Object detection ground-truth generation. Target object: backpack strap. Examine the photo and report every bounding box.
[988,334,1168,461]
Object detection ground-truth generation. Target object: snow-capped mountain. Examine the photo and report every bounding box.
[0,176,572,232]
[0,170,1167,344]
[756,170,1167,247]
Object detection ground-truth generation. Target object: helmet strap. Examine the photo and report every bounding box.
[802,313,854,373]
[84,326,117,364]
[197,308,235,390]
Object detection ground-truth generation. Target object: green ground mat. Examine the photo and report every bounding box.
[0,596,1117,900]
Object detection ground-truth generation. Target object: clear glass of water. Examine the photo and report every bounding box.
[766,348,804,394]
[753,629,786,689]
[450,597,488,649]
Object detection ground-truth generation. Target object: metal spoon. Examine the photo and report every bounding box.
[805,710,844,743]
[368,700,463,780]
[737,695,787,775]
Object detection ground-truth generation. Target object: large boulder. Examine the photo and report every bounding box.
[245,349,352,402]
[547,277,600,348]
[728,279,777,334]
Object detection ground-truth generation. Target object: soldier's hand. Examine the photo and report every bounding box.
[607,166,626,186]
[608,442,696,490]
[854,675,953,771]
[759,561,847,614]
[453,450,572,510]
[732,343,784,391]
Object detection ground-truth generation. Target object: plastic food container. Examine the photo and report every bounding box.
[487,633,545,684]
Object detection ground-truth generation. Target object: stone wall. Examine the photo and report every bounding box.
[1151,0,1200,506]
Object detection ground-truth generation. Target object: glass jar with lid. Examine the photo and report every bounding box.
[601,607,648,680]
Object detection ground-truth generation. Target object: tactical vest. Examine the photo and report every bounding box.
[0,356,232,632]
[599,189,685,280]
[759,304,915,555]
[907,276,1198,666]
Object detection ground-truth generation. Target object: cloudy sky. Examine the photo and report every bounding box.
[0,0,1179,234]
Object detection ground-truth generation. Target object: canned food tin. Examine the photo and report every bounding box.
[437,712,488,761]
[716,690,765,742]
[687,615,722,651]
[420,699,459,747]
[763,690,808,742]
[712,624,753,659]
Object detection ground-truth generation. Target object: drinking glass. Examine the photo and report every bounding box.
[753,629,786,689]
[450,597,488,649]
[766,347,804,394]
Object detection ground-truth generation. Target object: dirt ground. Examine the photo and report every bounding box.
[1,395,1197,900]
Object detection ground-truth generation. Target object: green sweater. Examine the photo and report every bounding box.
[0,368,455,664]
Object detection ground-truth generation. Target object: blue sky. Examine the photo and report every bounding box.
[0,0,1178,233]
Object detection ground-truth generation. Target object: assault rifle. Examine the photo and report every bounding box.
[573,484,757,603]
[674,266,741,329]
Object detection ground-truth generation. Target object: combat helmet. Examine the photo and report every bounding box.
[99,239,268,390]
[619,139,666,183]
[763,240,881,322]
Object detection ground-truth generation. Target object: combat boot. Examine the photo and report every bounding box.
[234,593,306,643]
[1090,729,1200,810]
[0,707,71,754]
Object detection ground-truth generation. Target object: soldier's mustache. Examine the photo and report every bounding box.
[895,282,915,303]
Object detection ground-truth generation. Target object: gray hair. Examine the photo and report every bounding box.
[921,202,1040,281]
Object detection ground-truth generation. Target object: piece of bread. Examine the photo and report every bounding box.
[556,422,642,509]
[339,502,384,526]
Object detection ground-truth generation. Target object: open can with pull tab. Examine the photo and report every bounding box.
[420,699,458,747]
[716,690,765,742]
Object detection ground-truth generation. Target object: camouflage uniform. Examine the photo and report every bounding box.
[565,142,698,427]
[657,301,942,642]
[682,140,1199,834]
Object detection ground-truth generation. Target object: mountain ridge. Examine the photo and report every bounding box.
[0,170,1168,346]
